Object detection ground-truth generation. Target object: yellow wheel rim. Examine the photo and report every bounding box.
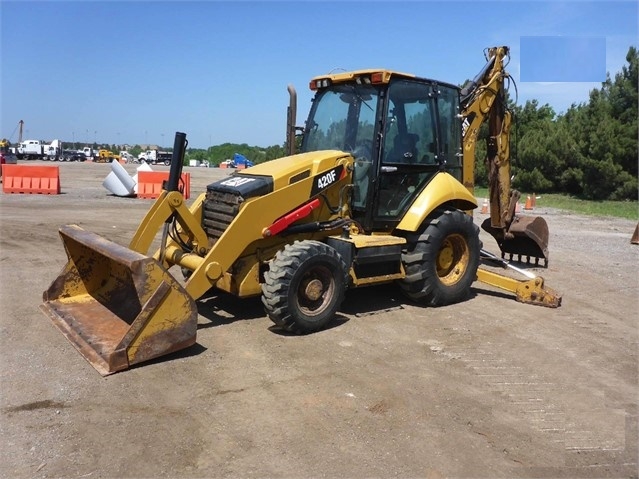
[436,234,470,286]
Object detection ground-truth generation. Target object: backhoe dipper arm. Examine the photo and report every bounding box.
[460,46,516,233]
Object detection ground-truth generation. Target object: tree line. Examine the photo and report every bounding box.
[186,143,286,166]
[476,46,638,201]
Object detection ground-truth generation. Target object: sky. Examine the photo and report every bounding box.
[1,0,637,150]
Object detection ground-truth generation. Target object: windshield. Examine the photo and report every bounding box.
[301,84,379,154]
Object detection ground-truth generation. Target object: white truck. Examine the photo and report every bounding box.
[138,149,172,165]
[82,146,96,160]
[16,140,43,160]
[44,140,62,160]
[16,139,62,160]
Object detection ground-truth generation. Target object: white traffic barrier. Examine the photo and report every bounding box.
[132,162,153,194]
[103,160,136,197]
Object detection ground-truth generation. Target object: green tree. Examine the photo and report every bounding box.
[561,46,638,199]
[506,46,638,200]
[130,145,142,158]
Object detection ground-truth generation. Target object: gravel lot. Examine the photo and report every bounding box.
[1,161,637,478]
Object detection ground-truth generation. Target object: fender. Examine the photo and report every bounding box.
[396,172,478,232]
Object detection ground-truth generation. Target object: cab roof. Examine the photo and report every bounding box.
[309,69,458,92]
[312,69,416,82]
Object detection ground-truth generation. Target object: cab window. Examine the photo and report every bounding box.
[375,80,439,219]
[383,80,437,166]
[436,85,462,181]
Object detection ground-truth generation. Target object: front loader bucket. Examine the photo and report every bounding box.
[41,224,198,376]
[481,215,550,267]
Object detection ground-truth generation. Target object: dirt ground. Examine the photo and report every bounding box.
[0,161,637,479]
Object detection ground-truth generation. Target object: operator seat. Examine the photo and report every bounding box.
[387,133,419,163]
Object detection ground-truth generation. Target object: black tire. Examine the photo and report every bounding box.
[399,209,480,306]
[262,240,348,333]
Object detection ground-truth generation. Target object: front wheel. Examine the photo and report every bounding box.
[399,209,480,306]
[262,240,348,333]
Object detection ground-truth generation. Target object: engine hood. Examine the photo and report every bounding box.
[207,150,352,200]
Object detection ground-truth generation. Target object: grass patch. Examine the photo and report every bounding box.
[473,188,638,220]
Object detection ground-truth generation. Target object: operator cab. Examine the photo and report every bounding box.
[300,70,463,232]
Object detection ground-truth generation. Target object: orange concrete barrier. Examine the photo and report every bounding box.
[137,171,190,200]
[2,164,61,195]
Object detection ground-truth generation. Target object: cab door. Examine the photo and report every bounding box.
[371,80,440,231]
[367,80,463,232]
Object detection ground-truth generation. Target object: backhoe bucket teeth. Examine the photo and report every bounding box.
[481,215,550,266]
[40,224,198,376]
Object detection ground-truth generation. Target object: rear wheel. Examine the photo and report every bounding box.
[262,240,348,333]
[399,209,480,306]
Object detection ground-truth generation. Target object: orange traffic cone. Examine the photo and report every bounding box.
[480,199,488,214]
[524,195,533,210]
[531,193,537,207]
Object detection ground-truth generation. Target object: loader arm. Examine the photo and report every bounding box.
[129,131,210,264]
[129,190,209,258]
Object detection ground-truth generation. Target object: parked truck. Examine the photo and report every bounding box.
[233,153,255,169]
[16,139,62,161]
[138,149,172,165]
[44,140,62,161]
[82,146,96,160]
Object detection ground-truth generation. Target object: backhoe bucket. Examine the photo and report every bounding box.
[481,215,550,266]
[41,224,198,376]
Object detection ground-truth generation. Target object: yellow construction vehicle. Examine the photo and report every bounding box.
[94,149,118,163]
[41,46,561,375]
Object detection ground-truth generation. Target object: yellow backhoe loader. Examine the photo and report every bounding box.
[41,46,561,375]
[94,149,118,163]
